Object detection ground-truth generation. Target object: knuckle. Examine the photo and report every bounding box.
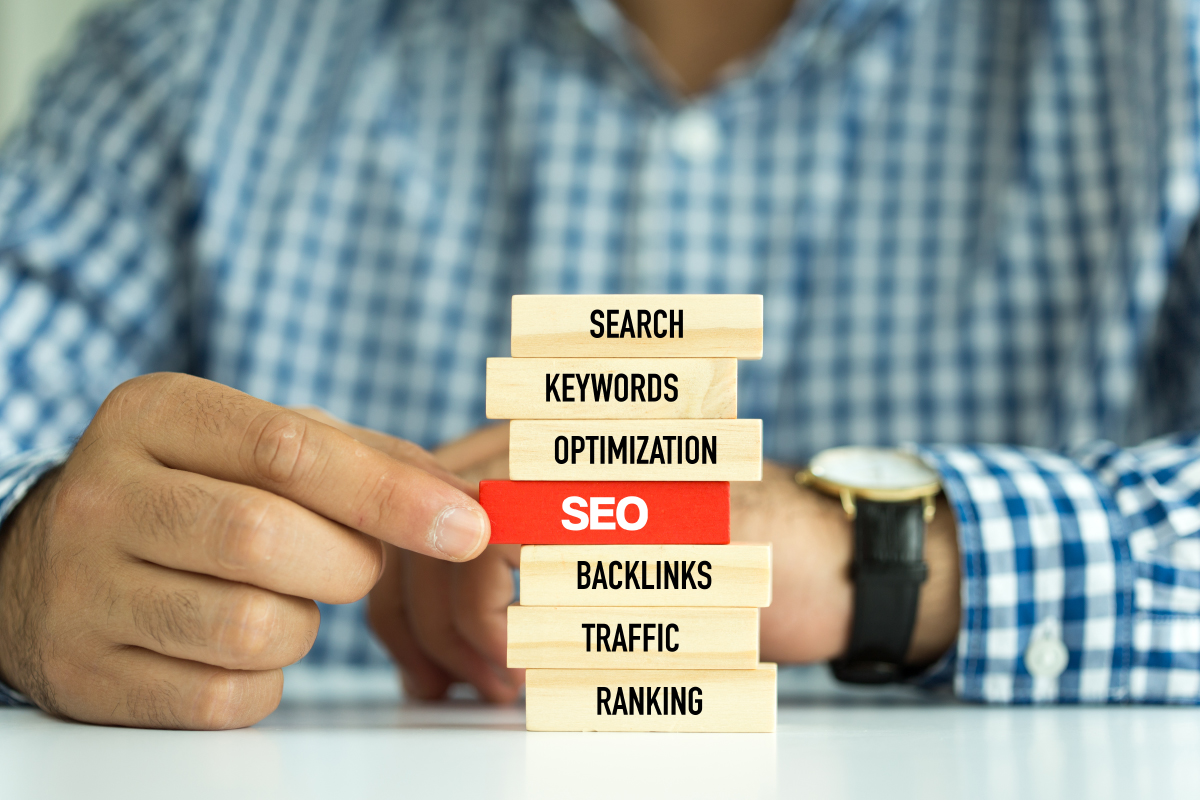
[217,589,276,665]
[98,374,171,425]
[352,470,403,533]
[47,471,101,531]
[292,601,321,661]
[190,670,247,730]
[244,411,314,486]
[330,538,385,604]
[214,493,277,570]
[87,373,191,457]
[360,540,386,589]
[294,601,321,657]
[98,376,147,418]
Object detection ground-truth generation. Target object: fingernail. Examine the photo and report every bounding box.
[429,506,487,560]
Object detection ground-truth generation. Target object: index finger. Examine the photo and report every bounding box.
[120,375,489,561]
[290,406,477,497]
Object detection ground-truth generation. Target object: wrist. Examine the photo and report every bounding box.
[730,460,961,668]
[732,462,854,663]
[905,495,960,665]
[0,466,60,701]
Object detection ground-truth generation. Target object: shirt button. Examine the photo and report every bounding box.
[1025,635,1069,679]
[669,109,722,162]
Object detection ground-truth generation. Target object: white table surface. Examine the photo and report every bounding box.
[2,666,1197,800]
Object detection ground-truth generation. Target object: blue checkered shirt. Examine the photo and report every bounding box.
[1,0,1198,706]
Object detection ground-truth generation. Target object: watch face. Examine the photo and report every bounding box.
[808,447,939,493]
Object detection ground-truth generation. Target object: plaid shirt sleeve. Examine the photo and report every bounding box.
[0,1,204,499]
[917,436,1200,705]
[0,2,207,705]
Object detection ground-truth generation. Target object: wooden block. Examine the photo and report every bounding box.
[508,606,759,669]
[481,481,729,545]
[510,295,763,359]
[525,665,777,732]
[485,357,737,419]
[508,419,762,481]
[519,543,771,607]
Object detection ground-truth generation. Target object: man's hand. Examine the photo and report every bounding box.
[351,421,523,704]
[0,374,489,729]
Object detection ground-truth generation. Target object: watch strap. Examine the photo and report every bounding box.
[831,498,928,684]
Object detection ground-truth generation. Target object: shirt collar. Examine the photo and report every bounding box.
[558,0,928,107]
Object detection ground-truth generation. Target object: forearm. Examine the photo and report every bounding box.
[731,461,960,666]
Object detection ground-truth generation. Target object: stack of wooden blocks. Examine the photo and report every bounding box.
[481,295,775,732]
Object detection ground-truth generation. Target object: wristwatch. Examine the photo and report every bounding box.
[797,447,941,684]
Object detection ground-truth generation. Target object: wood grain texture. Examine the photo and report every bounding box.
[510,295,763,359]
[508,606,759,669]
[525,665,777,732]
[485,357,737,419]
[481,480,729,545]
[519,544,771,607]
[508,419,762,481]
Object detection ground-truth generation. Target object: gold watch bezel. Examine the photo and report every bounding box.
[796,447,941,521]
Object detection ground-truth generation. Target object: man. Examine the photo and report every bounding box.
[0,0,1196,728]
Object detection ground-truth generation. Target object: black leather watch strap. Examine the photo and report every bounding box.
[831,498,928,685]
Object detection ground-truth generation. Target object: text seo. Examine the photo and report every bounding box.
[562,496,648,531]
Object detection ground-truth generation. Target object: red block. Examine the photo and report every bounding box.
[480,481,730,545]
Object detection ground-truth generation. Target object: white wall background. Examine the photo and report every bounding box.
[0,0,120,136]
